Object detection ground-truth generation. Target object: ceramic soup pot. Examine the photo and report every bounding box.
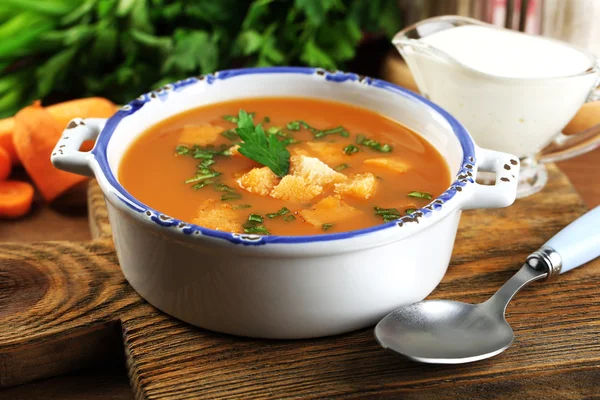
[51,67,520,339]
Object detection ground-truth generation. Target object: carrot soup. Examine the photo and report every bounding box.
[119,97,451,235]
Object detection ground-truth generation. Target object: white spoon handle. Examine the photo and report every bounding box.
[540,206,600,274]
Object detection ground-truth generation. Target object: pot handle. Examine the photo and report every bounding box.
[460,148,520,210]
[51,118,106,177]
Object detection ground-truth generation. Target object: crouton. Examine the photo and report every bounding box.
[290,155,347,186]
[299,196,362,227]
[236,166,280,196]
[334,173,378,199]
[290,147,310,158]
[303,142,347,165]
[270,175,323,202]
[178,124,223,146]
[363,158,409,173]
[192,199,241,232]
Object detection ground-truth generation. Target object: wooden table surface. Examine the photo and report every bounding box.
[1,148,599,399]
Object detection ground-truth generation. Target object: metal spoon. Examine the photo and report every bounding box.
[375,206,600,364]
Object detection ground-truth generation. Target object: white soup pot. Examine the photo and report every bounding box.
[51,67,520,339]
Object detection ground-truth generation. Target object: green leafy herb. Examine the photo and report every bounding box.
[176,144,234,190]
[0,1,404,118]
[220,192,242,201]
[235,109,290,177]
[266,207,290,219]
[286,121,300,131]
[215,184,236,193]
[176,145,190,156]
[266,126,282,135]
[373,206,402,222]
[243,213,270,235]
[284,214,296,221]
[314,126,347,138]
[233,204,252,210]
[405,208,416,215]
[192,180,215,190]
[223,115,238,123]
[221,129,239,140]
[263,116,271,123]
[322,223,334,231]
[184,171,220,184]
[407,191,433,200]
[343,144,359,155]
[248,213,264,223]
[281,137,300,146]
[356,134,393,152]
[334,163,350,171]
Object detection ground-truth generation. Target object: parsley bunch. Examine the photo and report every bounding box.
[0,0,403,117]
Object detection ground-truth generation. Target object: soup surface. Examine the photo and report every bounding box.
[119,97,451,236]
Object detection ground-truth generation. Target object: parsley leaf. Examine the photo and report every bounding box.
[235,109,290,177]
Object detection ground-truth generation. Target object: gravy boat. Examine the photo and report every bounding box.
[393,16,600,198]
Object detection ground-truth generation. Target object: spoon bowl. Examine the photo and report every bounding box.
[375,300,514,364]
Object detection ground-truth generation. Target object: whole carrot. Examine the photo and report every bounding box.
[13,102,88,202]
[0,97,117,165]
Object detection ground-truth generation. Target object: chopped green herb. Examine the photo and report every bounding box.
[405,208,416,215]
[322,223,334,231]
[233,204,252,210]
[223,115,238,123]
[263,116,271,123]
[198,158,215,168]
[243,213,270,235]
[220,192,242,201]
[356,134,393,153]
[287,121,300,131]
[373,206,402,222]
[334,163,350,171]
[266,207,290,219]
[343,144,359,155]
[221,129,238,140]
[243,224,270,235]
[281,137,300,146]
[236,109,290,177]
[266,126,282,135]
[289,120,349,139]
[314,126,346,138]
[248,213,264,223]
[407,191,433,200]
[284,215,296,221]
[176,145,190,155]
[192,181,213,190]
[215,183,236,193]
[184,171,220,184]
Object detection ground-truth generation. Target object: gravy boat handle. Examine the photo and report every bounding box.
[461,147,520,210]
[51,118,106,177]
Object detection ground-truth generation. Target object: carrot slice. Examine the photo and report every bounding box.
[13,102,87,202]
[0,180,34,218]
[0,97,117,165]
[0,146,11,180]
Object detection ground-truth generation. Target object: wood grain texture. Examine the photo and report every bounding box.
[1,164,599,399]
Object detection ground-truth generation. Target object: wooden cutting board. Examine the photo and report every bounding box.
[1,163,599,399]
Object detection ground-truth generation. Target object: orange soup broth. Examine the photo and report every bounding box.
[119,97,452,235]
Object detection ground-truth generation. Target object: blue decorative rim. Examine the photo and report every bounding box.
[92,67,476,245]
